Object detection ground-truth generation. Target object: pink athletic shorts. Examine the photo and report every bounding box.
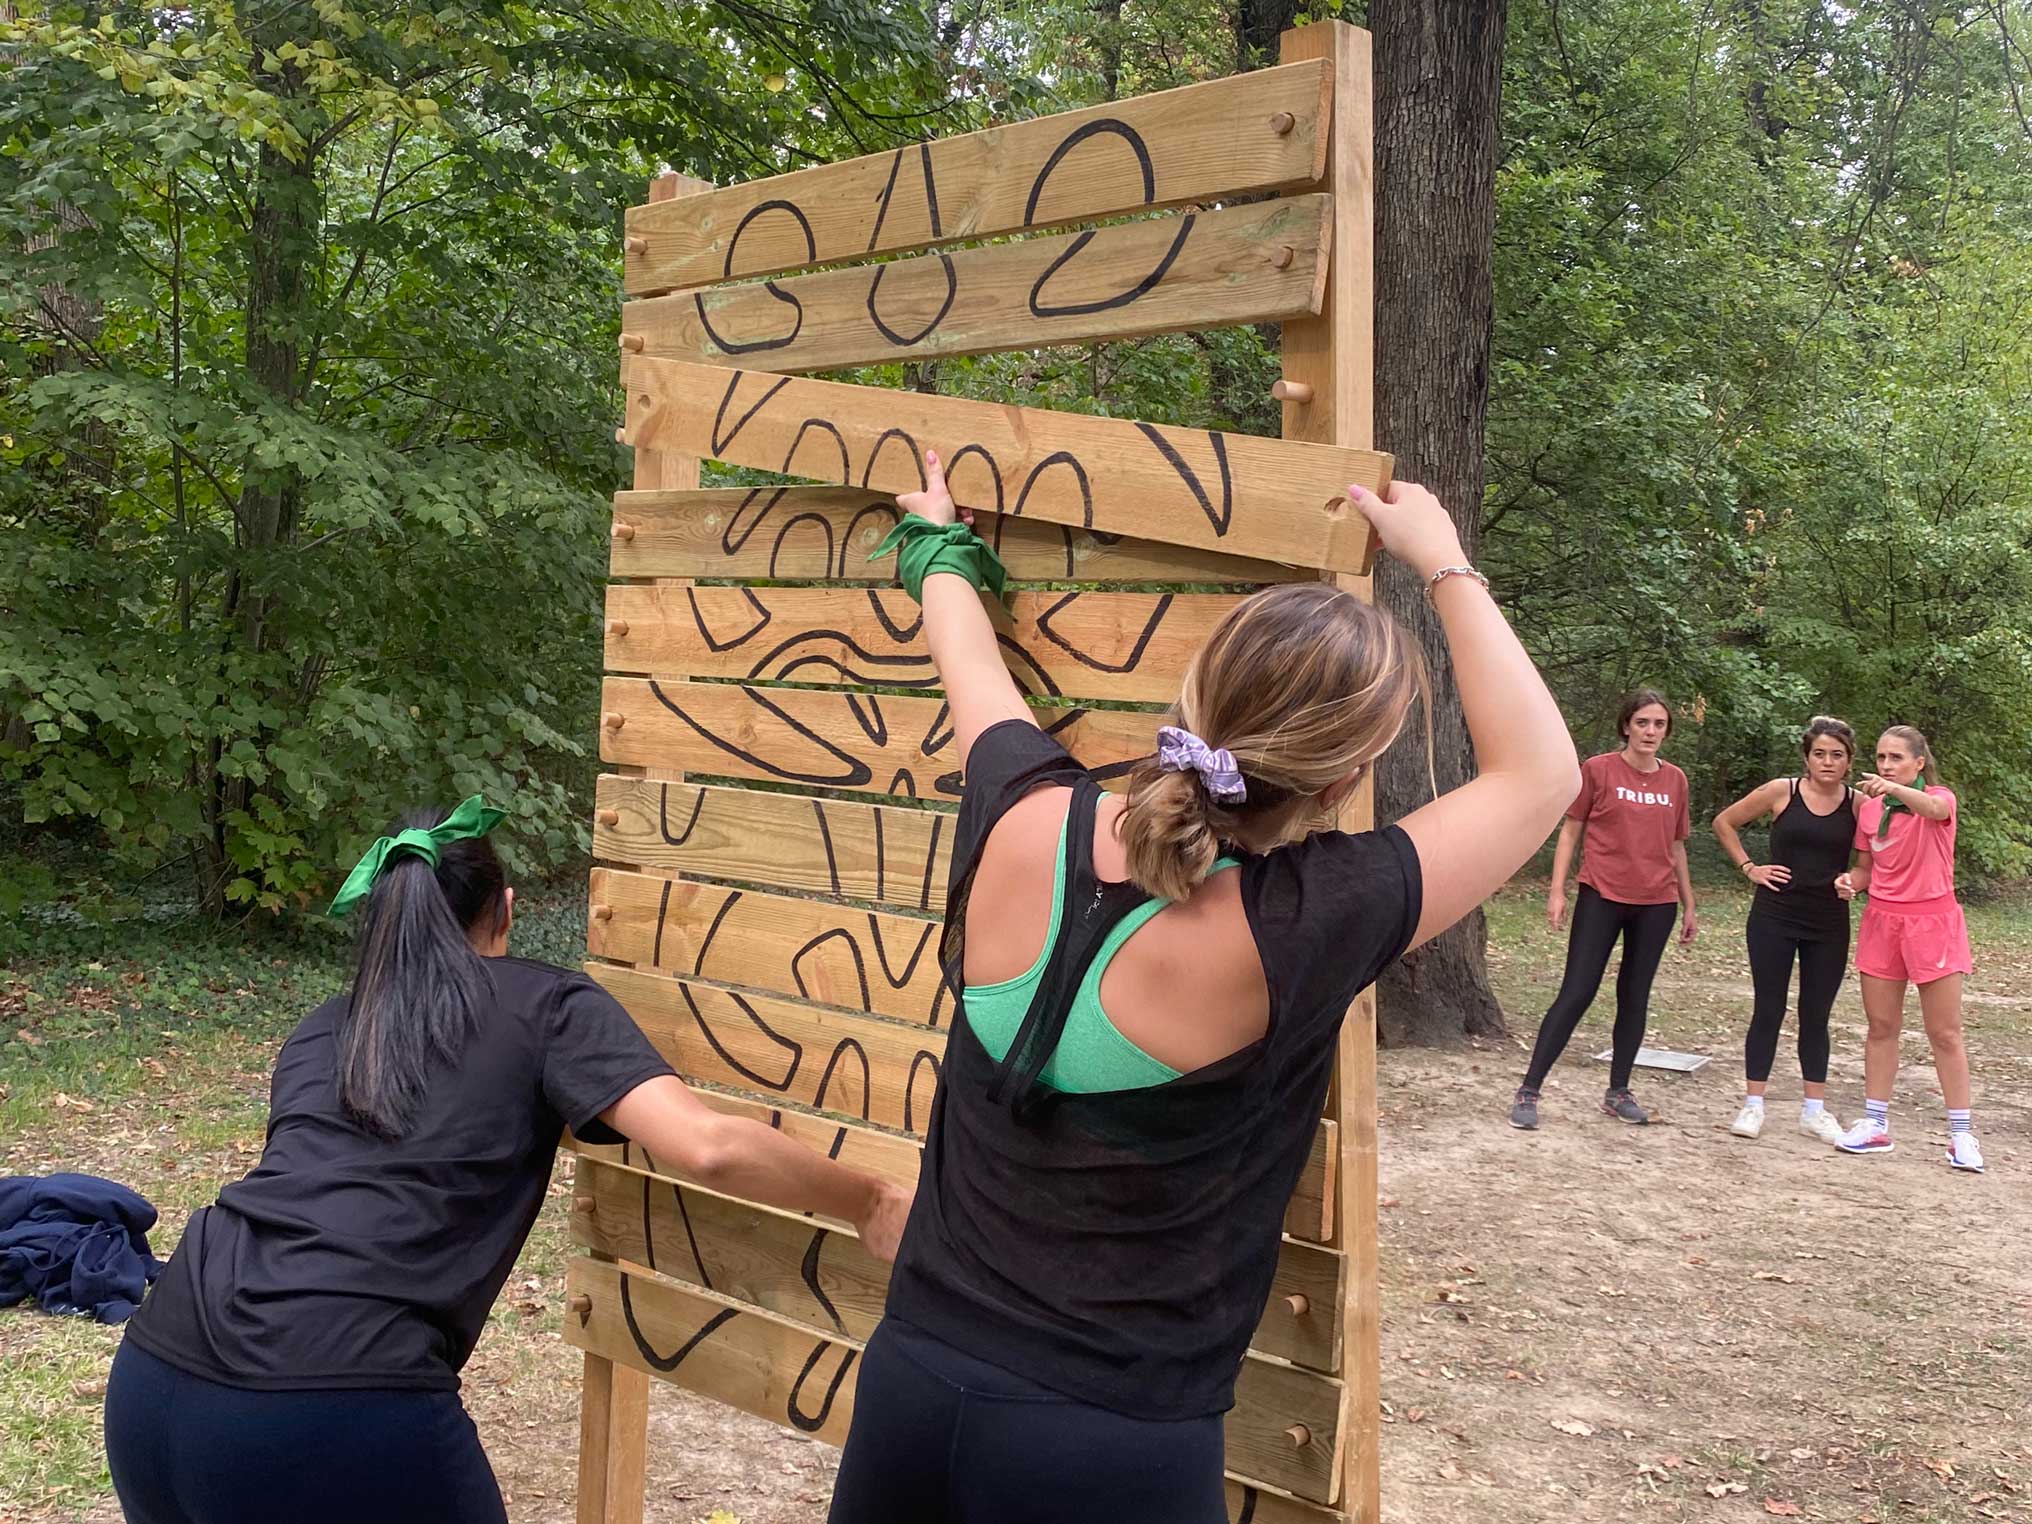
[1855,895,1973,984]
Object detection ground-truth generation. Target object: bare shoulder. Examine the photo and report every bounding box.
[978,785,1074,873]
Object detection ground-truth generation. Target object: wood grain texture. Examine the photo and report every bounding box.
[618,358,1386,574]
[596,677,1153,802]
[570,1151,1340,1372]
[623,197,1329,373]
[1224,1479,1347,1524]
[1280,22,1379,1521]
[604,584,1235,704]
[592,776,956,913]
[608,485,1303,584]
[565,1257,1344,1501]
[622,62,1331,293]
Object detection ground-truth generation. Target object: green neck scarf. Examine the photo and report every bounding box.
[329,795,506,918]
[1876,770,1928,840]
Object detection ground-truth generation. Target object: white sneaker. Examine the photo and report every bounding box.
[1799,1110,1845,1147]
[1835,1119,1894,1154]
[1947,1132,1985,1173]
[1729,1103,1766,1139]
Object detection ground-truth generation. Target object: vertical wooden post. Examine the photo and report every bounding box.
[576,167,712,1524]
[1277,21,1381,1524]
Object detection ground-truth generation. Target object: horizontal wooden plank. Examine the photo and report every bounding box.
[588,872,946,1026]
[593,777,955,913]
[609,486,1304,584]
[1235,1352,1342,1502]
[621,358,1385,575]
[605,585,1237,704]
[623,197,1329,373]
[1225,1478,1346,1524]
[590,963,945,1131]
[572,1141,1338,1372]
[597,678,1152,801]
[578,965,1336,1244]
[572,1160,890,1339]
[623,61,1331,292]
[565,1257,859,1447]
[566,1256,1343,1501]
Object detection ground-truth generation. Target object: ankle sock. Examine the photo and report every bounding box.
[1948,1108,1972,1135]
[1864,1098,1890,1131]
[1742,1095,1765,1113]
[1801,1098,1825,1121]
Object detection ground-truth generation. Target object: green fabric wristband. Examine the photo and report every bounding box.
[869,518,1009,602]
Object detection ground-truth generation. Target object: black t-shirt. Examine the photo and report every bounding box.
[886,721,1423,1420]
[126,957,672,1391]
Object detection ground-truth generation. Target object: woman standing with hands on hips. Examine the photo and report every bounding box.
[1510,690,1697,1131]
[825,456,1577,1524]
[1833,727,1983,1171]
[1711,717,1859,1145]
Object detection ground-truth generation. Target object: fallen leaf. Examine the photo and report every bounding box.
[1707,1481,1748,1498]
[1551,1419,1595,1437]
[1751,1271,1796,1284]
[1764,1502,1801,1517]
[1407,1407,1426,1423]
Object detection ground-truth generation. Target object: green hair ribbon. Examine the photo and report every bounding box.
[328,794,507,918]
[1875,770,1928,841]
[869,518,1008,603]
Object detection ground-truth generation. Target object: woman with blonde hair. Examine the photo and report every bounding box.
[825,454,1579,1523]
[1711,716,1860,1145]
[1833,726,1982,1171]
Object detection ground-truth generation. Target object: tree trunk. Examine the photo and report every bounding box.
[199,89,319,914]
[1368,0,1512,1045]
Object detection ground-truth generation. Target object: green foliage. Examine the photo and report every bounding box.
[0,0,949,911]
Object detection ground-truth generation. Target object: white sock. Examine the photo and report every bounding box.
[1801,1098,1825,1120]
[1742,1094,1765,1113]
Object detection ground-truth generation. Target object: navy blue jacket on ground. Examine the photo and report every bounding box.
[0,1172,162,1324]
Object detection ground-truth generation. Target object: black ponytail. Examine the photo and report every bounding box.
[340,806,506,1139]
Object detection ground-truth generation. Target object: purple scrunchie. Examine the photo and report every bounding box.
[1155,725,1248,804]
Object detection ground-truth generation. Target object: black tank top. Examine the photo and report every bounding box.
[1751,779,1855,936]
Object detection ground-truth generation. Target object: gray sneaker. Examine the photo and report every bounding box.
[1601,1086,1649,1125]
[1509,1086,1541,1130]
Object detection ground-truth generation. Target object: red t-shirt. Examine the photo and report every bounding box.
[1853,788,1957,903]
[1568,751,1690,906]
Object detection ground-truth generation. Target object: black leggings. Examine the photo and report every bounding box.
[828,1318,1226,1524]
[1744,913,1848,1084]
[104,1340,506,1524]
[1524,885,1678,1091]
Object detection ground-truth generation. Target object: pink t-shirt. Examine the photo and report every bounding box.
[1568,752,1690,906]
[1854,787,1958,903]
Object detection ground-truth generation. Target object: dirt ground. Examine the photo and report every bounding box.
[6,880,2029,1524]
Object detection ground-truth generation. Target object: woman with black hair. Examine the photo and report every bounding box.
[1510,689,1697,1130]
[1711,716,1860,1146]
[103,799,910,1524]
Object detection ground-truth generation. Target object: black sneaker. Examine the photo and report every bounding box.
[1509,1086,1541,1130]
[1601,1087,1649,1125]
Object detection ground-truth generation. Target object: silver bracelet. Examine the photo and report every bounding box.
[1427,564,1490,595]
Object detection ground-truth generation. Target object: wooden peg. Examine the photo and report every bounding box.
[1269,111,1296,135]
[1285,1423,1311,1448]
[596,809,620,827]
[623,236,647,254]
[592,904,614,922]
[610,521,636,542]
[569,1292,593,1324]
[614,426,627,443]
[606,618,630,636]
[573,1195,596,1214]
[619,332,645,353]
[602,711,625,731]
[1270,245,1296,271]
[1283,1293,1310,1317]
[1271,379,1314,404]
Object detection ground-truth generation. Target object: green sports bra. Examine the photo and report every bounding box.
[963,808,1240,1094]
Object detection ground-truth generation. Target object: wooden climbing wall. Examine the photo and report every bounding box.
[567,21,1387,1524]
